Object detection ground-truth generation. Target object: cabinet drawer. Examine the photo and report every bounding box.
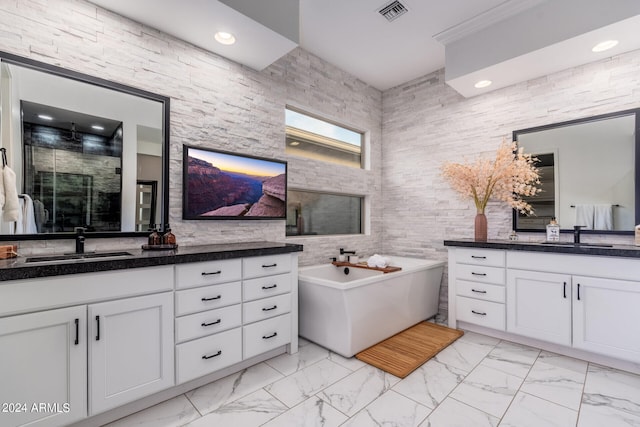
[243,273,292,302]
[456,280,506,303]
[175,304,242,343]
[243,314,291,359]
[175,282,242,316]
[456,264,505,285]
[243,294,292,324]
[175,327,242,384]
[456,296,505,330]
[456,249,505,267]
[175,259,242,289]
[243,254,291,279]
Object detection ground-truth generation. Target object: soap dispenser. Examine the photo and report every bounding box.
[546,217,560,242]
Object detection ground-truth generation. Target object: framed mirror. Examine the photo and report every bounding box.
[0,51,169,240]
[513,108,640,235]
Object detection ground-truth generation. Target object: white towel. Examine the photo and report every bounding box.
[574,204,594,229]
[19,194,38,234]
[2,166,19,222]
[367,254,390,268]
[594,204,613,231]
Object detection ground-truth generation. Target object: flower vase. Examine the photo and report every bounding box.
[475,212,487,242]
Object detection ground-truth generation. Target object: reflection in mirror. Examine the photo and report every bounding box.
[0,52,169,239]
[513,109,639,234]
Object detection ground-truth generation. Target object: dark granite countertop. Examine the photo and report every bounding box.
[443,239,640,258]
[0,241,303,282]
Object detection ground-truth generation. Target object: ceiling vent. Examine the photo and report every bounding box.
[378,0,408,22]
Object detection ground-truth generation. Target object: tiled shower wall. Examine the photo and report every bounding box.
[381,50,640,315]
[0,0,383,265]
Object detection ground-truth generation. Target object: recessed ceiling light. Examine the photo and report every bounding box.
[474,80,492,89]
[289,141,300,146]
[91,125,104,131]
[38,114,53,120]
[592,40,618,52]
[214,31,236,45]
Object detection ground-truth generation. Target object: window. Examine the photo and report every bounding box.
[286,190,363,236]
[285,107,363,168]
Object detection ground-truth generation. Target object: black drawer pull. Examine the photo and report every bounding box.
[202,295,222,302]
[262,305,278,312]
[563,282,567,299]
[471,255,487,259]
[471,289,487,294]
[202,270,222,276]
[471,272,487,276]
[577,283,581,301]
[262,263,277,268]
[471,310,487,316]
[262,284,278,290]
[95,315,100,341]
[202,350,222,360]
[201,319,221,327]
[262,332,278,339]
[74,318,79,345]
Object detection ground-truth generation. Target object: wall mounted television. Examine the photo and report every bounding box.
[182,145,287,220]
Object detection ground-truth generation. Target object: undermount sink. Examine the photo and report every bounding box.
[25,251,133,264]
[540,242,613,248]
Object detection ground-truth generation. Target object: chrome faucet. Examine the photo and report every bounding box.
[573,225,585,244]
[75,227,86,254]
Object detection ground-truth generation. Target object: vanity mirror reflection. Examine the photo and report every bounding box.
[513,108,640,235]
[0,51,169,240]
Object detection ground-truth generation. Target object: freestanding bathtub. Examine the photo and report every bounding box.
[298,256,445,357]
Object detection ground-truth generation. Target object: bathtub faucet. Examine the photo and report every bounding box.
[340,248,356,255]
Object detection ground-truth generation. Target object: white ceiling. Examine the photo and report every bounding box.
[89,0,640,94]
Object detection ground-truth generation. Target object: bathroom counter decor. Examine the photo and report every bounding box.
[331,260,401,273]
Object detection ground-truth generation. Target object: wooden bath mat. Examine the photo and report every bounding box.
[355,321,464,378]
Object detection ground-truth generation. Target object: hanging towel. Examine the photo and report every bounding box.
[2,166,19,222]
[574,204,594,229]
[18,194,38,234]
[594,204,613,231]
[0,162,4,209]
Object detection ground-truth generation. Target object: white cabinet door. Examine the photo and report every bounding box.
[507,269,572,346]
[573,276,640,362]
[0,306,86,427]
[88,292,174,415]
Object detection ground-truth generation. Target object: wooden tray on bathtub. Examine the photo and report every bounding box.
[331,261,401,273]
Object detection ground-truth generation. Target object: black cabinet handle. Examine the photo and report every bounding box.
[262,263,277,268]
[262,305,278,312]
[74,318,79,345]
[201,319,221,327]
[202,271,222,276]
[563,282,567,299]
[471,272,487,276]
[202,350,222,360]
[577,283,581,301]
[471,310,487,316]
[471,289,487,294]
[95,315,100,341]
[262,332,278,339]
[262,284,278,290]
[201,295,222,301]
[471,255,487,259]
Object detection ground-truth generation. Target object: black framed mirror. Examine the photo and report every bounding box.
[513,108,640,235]
[0,51,169,240]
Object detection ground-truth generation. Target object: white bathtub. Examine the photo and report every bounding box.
[298,256,445,357]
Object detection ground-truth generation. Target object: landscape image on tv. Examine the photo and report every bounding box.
[183,145,287,219]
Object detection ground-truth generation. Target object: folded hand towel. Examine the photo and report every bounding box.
[367,254,390,268]
[2,166,19,222]
[574,204,594,229]
[594,204,613,230]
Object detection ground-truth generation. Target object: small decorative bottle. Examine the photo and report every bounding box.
[148,225,161,246]
[546,217,560,242]
[163,224,176,246]
[635,224,640,246]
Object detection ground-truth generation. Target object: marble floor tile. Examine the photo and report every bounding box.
[481,340,540,378]
[262,396,348,427]
[393,356,467,409]
[327,351,367,371]
[582,364,640,416]
[500,392,578,427]
[185,362,284,415]
[265,342,330,376]
[317,365,401,417]
[184,389,287,427]
[433,332,499,374]
[578,401,640,427]
[520,351,587,410]
[419,397,499,427]
[103,395,200,427]
[264,358,352,408]
[449,363,523,418]
[340,390,431,427]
